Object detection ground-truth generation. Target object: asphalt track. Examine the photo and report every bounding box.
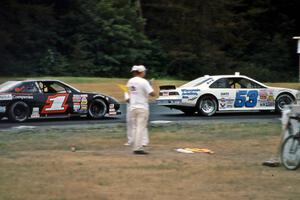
[0,103,281,129]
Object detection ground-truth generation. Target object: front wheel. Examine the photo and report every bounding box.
[275,94,294,113]
[197,96,218,116]
[8,101,30,122]
[88,99,107,119]
[281,134,300,170]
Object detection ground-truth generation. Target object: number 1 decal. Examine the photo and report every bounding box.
[234,90,258,108]
[41,94,69,114]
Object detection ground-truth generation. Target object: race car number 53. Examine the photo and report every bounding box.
[41,94,69,114]
[234,90,258,108]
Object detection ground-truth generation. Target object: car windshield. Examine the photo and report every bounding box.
[0,81,22,92]
[180,77,211,88]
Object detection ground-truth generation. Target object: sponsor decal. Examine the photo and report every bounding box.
[260,100,274,107]
[31,107,40,118]
[259,90,268,100]
[219,98,227,109]
[78,104,88,113]
[73,103,81,112]
[73,94,89,113]
[72,95,81,102]
[221,92,229,96]
[220,102,226,108]
[181,89,200,96]
[0,106,6,113]
[13,95,34,100]
[188,96,198,101]
[109,104,115,109]
[81,96,88,105]
[259,90,274,107]
[0,94,13,101]
[227,99,235,104]
[226,105,233,108]
[42,94,69,114]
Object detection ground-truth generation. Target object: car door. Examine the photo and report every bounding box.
[209,78,237,111]
[230,78,260,111]
[37,81,73,116]
[209,77,262,111]
[238,78,274,110]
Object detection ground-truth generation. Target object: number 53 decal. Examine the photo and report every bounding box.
[41,94,69,114]
[234,90,258,108]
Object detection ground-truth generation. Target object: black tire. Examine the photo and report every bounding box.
[281,135,300,170]
[8,101,30,122]
[88,99,107,119]
[197,96,218,116]
[275,94,294,113]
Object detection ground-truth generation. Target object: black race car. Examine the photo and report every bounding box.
[0,80,121,122]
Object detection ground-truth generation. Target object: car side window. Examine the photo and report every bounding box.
[38,82,71,93]
[210,78,230,88]
[50,83,67,93]
[229,78,242,89]
[238,78,265,89]
[14,82,39,93]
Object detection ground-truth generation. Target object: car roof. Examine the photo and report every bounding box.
[20,80,81,92]
[22,79,62,82]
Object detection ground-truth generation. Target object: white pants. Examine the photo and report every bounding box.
[126,105,149,145]
[129,108,149,151]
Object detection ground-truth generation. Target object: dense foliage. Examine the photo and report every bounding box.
[0,0,299,81]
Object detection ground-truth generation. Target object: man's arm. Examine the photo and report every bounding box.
[149,91,156,97]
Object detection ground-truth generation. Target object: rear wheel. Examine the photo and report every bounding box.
[197,96,217,116]
[88,99,107,119]
[275,94,294,113]
[281,134,300,170]
[8,101,30,122]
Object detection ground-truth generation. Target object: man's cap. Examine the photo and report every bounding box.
[131,65,146,72]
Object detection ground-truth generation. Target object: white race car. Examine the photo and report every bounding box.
[156,73,299,116]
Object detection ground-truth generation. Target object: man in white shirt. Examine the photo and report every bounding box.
[127,65,155,154]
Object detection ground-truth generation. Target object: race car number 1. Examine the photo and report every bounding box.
[234,90,258,108]
[41,94,69,114]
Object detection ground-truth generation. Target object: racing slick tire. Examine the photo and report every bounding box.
[8,101,30,122]
[197,96,218,116]
[275,94,294,113]
[88,99,107,119]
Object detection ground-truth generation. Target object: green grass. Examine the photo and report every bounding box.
[0,122,280,153]
[1,122,300,200]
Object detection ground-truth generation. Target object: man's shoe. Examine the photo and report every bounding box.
[133,150,148,155]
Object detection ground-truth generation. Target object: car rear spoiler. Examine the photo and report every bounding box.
[159,85,176,90]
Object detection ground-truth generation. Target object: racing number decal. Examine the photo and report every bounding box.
[41,94,69,114]
[234,90,258,108]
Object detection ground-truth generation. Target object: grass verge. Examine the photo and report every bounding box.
[0,122,299,200]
